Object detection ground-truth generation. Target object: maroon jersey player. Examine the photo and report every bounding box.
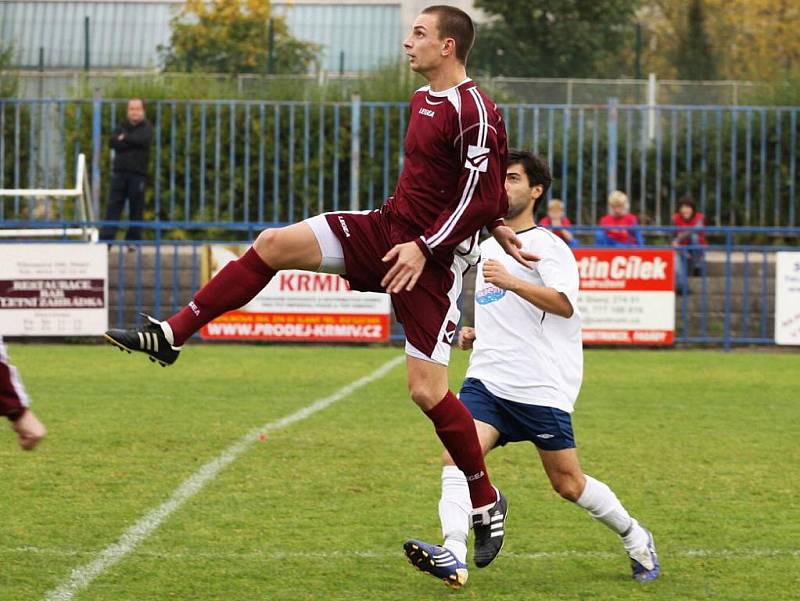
[105,5,535,567]
[1,337,47,450]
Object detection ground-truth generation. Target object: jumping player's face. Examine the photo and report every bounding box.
[505,164,537,219]
[127,100,145,125]
[403,13,446,74]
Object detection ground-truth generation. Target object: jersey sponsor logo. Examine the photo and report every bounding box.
[465,144,490,172]
[418,107,436,118]
[337,215,351,238]
[476,285,506,305]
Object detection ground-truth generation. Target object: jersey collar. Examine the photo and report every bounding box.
[427,78,473,97]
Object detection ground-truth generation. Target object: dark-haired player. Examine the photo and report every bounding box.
[105,5,532,563]
[404,151,659,589]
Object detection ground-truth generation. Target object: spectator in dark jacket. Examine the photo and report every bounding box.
[672,196,707,289]
[100,97,153,241]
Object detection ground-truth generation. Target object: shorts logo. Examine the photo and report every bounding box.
[536,433,554,439]
[442,320,457,344]
[337,216,351,238]
[476,285,506,305]
[465,144,490,172]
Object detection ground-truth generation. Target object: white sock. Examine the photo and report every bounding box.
[439,465,470,564]
[576,475,648,553]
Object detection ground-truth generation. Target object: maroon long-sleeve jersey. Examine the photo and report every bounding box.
[386,79,508,262]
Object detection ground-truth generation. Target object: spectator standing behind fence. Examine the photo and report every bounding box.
[595,191,643,247]
[99,98,153,242]
[672,195,707,278]
[539,199,578,247]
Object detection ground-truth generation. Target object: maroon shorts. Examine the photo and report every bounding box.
[324,209,467,365]
[0,338,30,421]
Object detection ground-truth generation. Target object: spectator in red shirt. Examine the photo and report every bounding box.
[672,195,706,278]
[595,191,643,246]
[539,199,578,247]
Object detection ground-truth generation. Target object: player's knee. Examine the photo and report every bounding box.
[408,385,440,411]
[552,474,583,502]
[253,228,281,264]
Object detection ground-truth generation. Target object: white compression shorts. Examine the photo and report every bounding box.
[304,214,346,274]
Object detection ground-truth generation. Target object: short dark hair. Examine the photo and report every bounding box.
[507,149,552,214]
[421,5,475,64]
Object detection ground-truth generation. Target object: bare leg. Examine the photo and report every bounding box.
[251,222,323,271]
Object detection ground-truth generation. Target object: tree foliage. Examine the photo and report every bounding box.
[674,0,716,80]
[160,0,319,75]
[0,37,18,97]
[470,0,641,78]
[639,0,800,81]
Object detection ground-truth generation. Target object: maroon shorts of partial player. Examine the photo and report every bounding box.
[0,338,30,421]
[324,209,466,365]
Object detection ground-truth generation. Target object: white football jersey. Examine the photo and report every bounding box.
[465,226,583,413]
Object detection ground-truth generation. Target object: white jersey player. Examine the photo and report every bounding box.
[404,150,660,589]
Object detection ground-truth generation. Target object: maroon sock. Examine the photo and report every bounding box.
[425,390,496,508]
[167,247,276,345]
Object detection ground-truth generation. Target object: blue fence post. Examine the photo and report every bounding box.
[723,230,733,351]
[91,89,103,221]
[607,97,618,195]
[350,93,361,211]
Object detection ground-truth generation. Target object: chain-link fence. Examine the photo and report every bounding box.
[3,71,776,106]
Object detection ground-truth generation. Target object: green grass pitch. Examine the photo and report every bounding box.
[1,345,798,600]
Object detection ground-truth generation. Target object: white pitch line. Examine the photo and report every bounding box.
[42,354,405,601]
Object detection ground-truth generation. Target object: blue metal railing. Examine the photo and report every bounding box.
[1,98,798,227]
[2,222,797,348]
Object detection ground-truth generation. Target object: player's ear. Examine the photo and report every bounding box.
[441,37,456,57]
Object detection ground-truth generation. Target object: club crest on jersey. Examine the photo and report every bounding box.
[476,285,506,305]
[418,107,435,118]
[465,144,490,172]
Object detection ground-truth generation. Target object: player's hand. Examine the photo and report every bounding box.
[11,409,47,451]
[458,326,476,350]
[381,241,427,293]
[491,225,539,268]
[483,259,519,291]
